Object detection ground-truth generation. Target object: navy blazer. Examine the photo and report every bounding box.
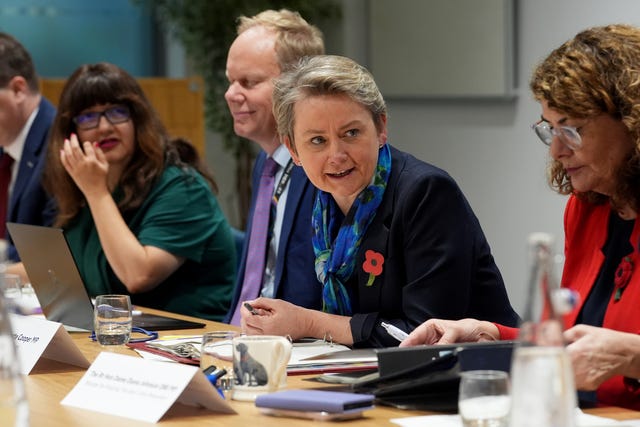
[5,97,56,261]
[225,150,321,322]
[347,146,520,348]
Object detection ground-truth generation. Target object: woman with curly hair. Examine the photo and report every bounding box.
[33,62,235,321]
[402,24,640,410]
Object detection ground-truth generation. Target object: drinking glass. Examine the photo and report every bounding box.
[1,274,22,312]
[458,370,510,427]
[200,331,238,390]
[509,345,576,427]
[93,294,132,346]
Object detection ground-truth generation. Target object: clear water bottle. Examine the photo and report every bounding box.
[0,292,29,426]
[509,232,576,427]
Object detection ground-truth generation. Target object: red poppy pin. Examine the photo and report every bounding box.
[614,256,634,302]
[363,250,384,287]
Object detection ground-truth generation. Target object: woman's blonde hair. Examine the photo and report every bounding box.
[273,55,387,151]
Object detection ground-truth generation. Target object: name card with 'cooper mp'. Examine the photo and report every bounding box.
[10,314,90,374]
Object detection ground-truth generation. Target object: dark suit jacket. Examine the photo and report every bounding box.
[225,150,321,322]
[5,97,56,261]
[348,146,519,347]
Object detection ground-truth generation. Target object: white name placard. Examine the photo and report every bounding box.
[62,352,236,423]
[10,314,90,374]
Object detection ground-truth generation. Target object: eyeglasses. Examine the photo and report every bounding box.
[73,105,131,130]
[531,120,583,151]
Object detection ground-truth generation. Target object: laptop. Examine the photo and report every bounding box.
[6,222,206,332]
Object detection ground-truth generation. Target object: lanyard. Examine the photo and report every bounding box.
[272,158,294,205]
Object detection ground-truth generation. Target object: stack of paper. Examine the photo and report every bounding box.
[287,340,378,375]
[132,336,379,375]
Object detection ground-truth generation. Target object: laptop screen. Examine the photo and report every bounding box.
[7,222,95,330]
[7,222,206,332]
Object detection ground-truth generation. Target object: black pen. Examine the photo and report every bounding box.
[244,302,259,315]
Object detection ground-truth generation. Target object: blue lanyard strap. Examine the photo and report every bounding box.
[89,326,158,343]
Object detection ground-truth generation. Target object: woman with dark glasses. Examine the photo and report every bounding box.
[38,62,235,321]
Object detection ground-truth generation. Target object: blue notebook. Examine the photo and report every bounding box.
[254,389,374,413]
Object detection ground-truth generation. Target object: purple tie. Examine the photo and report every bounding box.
[231,157,279,325]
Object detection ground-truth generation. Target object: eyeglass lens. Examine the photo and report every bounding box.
[73,106,130,130]
[533,121,581,150]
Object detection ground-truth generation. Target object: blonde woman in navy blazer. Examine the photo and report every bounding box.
[237,55,519,348]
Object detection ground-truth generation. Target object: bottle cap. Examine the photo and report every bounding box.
[550,288,579,315]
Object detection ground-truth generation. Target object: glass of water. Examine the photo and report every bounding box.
[1,274,22,313]
[201,331,238,391]
[458,370,510,427]
[93,294,132,346]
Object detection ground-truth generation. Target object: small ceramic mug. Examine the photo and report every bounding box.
[231,335,292,401]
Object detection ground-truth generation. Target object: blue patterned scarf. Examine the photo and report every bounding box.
[312,144,392,315]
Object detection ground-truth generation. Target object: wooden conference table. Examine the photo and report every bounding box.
[25,308,640,426]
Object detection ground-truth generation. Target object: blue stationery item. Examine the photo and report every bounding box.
[89,327,158,343]
[203,365,226,399]
[254,389,374,413]
[203,366,227,385]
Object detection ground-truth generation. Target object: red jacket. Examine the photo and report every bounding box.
[497,195,640,409]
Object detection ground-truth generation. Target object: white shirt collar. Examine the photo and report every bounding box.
[5,106,39,163]
[270,144,291,169]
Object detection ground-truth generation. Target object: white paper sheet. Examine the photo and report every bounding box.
[390,409,640,427]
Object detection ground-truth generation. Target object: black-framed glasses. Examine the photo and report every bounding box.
[73,105,131,130]
[531,120,583,151]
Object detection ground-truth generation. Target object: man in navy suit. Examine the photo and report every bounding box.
[0,33,56,261]
[224,10,324,324]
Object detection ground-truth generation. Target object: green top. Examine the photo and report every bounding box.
[64,165,236,321]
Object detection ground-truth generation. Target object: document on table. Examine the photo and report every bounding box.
[133,336,378,374]
[390,409,640,427]
[287,340,378,374]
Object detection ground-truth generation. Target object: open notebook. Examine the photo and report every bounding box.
[7,222,205,332]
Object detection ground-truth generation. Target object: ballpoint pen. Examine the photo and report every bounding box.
[244,302,259,315]
[381,322,409,342]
